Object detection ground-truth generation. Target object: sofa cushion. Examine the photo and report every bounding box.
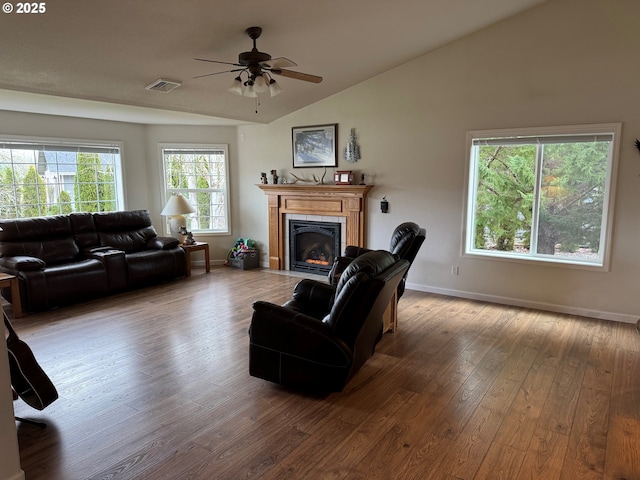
[93,210,158,253]
[70,212,99,249]
[125,249,184,284]
[98,228,157,253]
[0,215,79,265]
[19,258,109,310]
[93,209,153,231]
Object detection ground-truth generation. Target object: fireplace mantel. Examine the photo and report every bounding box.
[258,184,374,270]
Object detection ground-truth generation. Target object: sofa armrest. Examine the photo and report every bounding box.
[147,236,179,250]
[85,249,127,291]
[282,279,335,318]
[0,255,46,272]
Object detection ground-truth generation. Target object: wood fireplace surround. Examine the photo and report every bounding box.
[257,184,373,270]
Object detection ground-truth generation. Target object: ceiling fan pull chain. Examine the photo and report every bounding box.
[255,95,260,114]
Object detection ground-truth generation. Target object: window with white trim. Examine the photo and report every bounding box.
[0,137,124,218]
[161,145,230,234]
[464,124,620,268]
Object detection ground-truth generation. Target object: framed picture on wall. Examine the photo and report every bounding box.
[292,124,337,168]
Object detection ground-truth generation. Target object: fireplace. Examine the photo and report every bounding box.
[289,220,341,274]
[257,184,373,270]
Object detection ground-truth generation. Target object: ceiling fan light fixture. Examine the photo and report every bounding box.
[228,76,244,95]
[253,75,268,93]
[243,83,257,98]
[268,78,282,97]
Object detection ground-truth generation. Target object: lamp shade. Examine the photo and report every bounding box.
[161,194,195,216]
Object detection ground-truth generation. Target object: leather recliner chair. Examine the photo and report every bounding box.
[328,222,426,300]
[249,250,409,392]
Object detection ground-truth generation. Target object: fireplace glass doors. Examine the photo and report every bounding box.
[289,220,341,274]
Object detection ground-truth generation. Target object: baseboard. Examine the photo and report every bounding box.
[405,282,638,324]
[191,259,225,267]
[2,470,25,480]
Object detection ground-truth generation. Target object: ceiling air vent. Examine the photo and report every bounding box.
[145,79,182,93]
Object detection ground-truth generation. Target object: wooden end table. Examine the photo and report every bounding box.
[180,242,210,277]
[0,273,22,318]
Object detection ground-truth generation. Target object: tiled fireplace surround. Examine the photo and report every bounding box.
[257,184,373,271]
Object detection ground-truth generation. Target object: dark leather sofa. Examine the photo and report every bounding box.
[0,210,186,312]
[249,250,409,392]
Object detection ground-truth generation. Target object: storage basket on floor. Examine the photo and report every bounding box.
[228,249,259,270]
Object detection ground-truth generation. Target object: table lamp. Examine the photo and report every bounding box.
[161,194,196,241]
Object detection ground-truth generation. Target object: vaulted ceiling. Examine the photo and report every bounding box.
[0,0,546,125]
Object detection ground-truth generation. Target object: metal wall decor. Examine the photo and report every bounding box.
[344,128,361,163]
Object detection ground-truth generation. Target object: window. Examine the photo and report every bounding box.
[464,124,620,269]
[161,145,230,234]
[0,137,124,218]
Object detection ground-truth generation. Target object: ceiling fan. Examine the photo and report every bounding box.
[194,26,323,99]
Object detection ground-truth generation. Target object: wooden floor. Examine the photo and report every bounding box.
[7,266,640,480]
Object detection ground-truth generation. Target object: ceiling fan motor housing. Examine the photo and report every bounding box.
[239,50,271,66]
[239,26,271,69]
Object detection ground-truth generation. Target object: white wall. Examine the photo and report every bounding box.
[143,124,239,261]
[236,0,640,323]
[0,336,24,480]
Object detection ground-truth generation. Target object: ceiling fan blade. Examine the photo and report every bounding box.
[263,57,297,69]
[194,58,242,67]
[193,68,245,79]
[271,69,323,84]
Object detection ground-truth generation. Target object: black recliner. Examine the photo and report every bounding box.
[328,221,425,300]
[249,250,409,392]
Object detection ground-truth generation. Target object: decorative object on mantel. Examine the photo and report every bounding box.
[344,128,361,163]
[334,170,354,185]
[380,196,389,213]
[289,167,328,184]
[270,169,279,184]
[359,173,366,185]
[260,172,268,184]
[292,124,337,168]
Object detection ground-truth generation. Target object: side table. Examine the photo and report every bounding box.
[0,273,22,318]
[180,242,210,277]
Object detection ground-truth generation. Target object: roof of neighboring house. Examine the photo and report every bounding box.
[42,151,77,174]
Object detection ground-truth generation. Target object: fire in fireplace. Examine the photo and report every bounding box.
[289,220,341,274]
